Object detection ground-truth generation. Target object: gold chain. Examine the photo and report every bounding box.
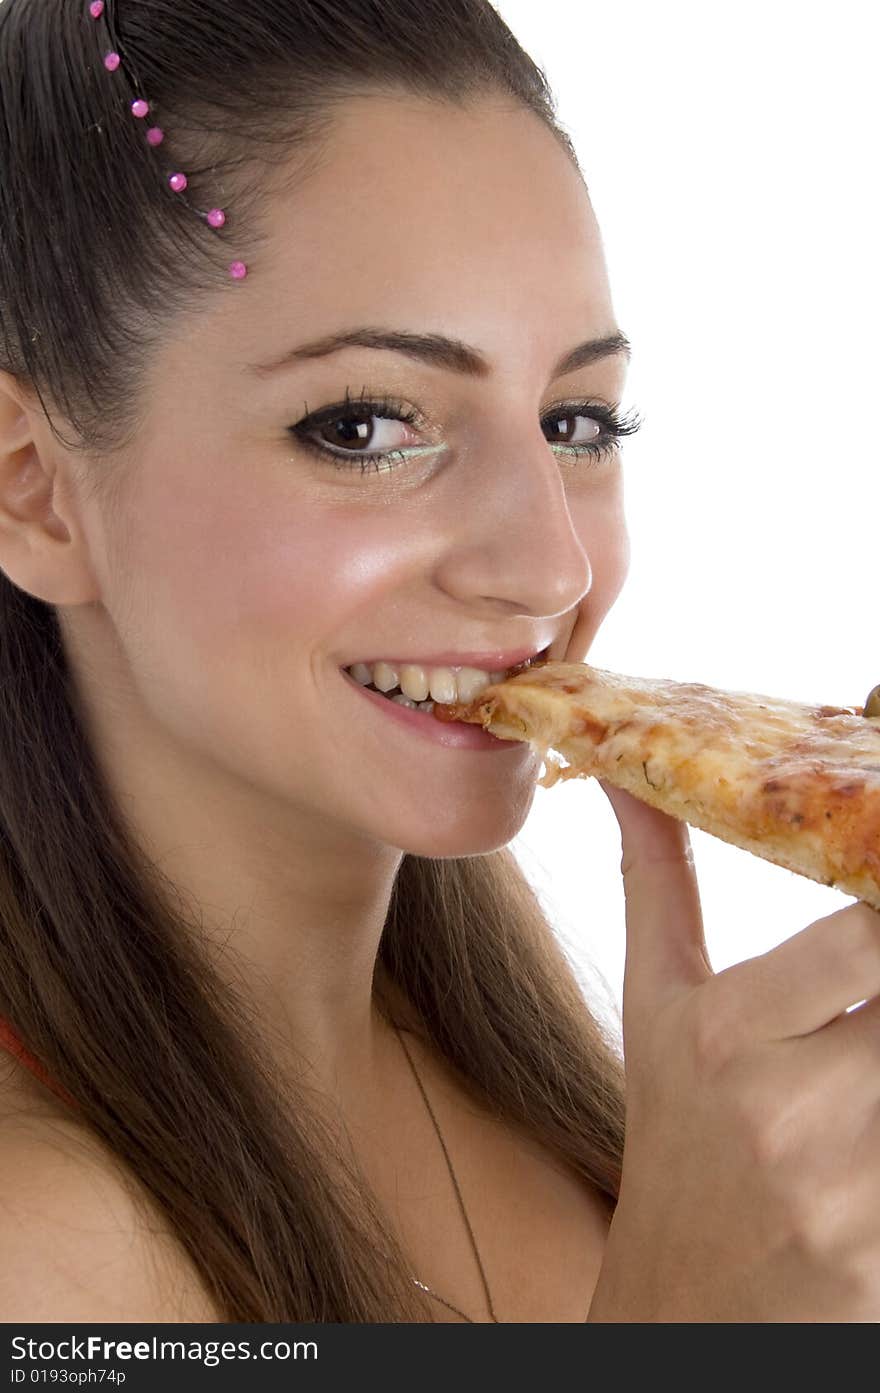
[392,1022,499,1323]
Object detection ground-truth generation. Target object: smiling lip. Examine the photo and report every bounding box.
[341,645,551,671]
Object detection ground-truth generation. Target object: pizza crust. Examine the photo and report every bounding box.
[433,661,880,913]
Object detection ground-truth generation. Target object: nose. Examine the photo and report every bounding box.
[433,420,594,620]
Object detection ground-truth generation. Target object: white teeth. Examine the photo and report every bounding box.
[399,664,430,702]
[454,667,495,703]
[372,661,400,693]
[428,668,458,703]
[391,693,419,709]
[346,652,544,702]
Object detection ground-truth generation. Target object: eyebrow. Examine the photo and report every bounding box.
[246,326,631,379]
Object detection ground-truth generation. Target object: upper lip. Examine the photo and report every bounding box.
[342,644,552,672]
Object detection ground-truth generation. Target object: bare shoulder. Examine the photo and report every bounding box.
[0,1058,221,1323]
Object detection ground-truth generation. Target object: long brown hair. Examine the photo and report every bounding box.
[0,0,625,1320]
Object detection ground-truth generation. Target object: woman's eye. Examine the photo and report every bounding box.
[542,411,602,450]
[308,411,416,457]
[541,401,644,464]
[290,395,444,474]
[289,394,644,475]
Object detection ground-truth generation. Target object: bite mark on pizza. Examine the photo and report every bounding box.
[432,661,880,912]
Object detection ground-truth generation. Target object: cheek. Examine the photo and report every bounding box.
[111,468,401,736]
[98,480,380,821]
[566,480,631,660]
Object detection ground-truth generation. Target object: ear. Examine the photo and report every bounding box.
[0,372,102,606]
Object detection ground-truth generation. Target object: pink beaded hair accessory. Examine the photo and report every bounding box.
[87,0,247,281]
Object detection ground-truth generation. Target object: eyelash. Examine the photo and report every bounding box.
[288,388,645,474]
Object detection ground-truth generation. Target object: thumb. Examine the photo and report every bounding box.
[598,778,712,1030]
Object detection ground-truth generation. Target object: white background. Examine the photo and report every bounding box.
[496,0,879,1035]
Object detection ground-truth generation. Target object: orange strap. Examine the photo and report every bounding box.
[0,1017,79,1110]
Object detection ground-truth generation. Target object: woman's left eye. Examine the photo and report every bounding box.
[289,393,644,474]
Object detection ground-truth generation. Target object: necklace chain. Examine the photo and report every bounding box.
[392,1022,499,1323]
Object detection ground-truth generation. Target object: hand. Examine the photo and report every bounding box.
[587,780,880,1322]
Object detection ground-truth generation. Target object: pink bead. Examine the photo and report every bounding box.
[104,52,121,72]
[89,2,105,18]
[168,173,188,193]
[229,262,248,281]
[206,208,226,229]
[131,100,150,119]
[146,127,165,147]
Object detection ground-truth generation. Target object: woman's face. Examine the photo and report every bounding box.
[67,94,632,862]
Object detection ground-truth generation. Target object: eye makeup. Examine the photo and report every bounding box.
[288,387,644,475]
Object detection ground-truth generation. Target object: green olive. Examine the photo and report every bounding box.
[864,684,880,719]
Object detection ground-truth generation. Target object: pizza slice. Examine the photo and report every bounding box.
[432,661,880,913]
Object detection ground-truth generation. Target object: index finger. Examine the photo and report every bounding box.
[599,779,713,1036]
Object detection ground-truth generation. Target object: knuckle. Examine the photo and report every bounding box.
[690,981,739,1074]
[747,1122,788,1173]
[785,1184,843,1259]
[840,1251,880,1315]
[784,1193,876,1309]
[726,1070,798,1170]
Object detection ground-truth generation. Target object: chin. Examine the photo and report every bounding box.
[381,790,538,860]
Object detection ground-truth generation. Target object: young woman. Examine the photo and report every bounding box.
[1,0,878,1323]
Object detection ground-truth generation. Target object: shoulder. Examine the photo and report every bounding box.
[0,1056,222,1322]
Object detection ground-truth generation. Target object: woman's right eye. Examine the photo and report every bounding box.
[290,394,444,474]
